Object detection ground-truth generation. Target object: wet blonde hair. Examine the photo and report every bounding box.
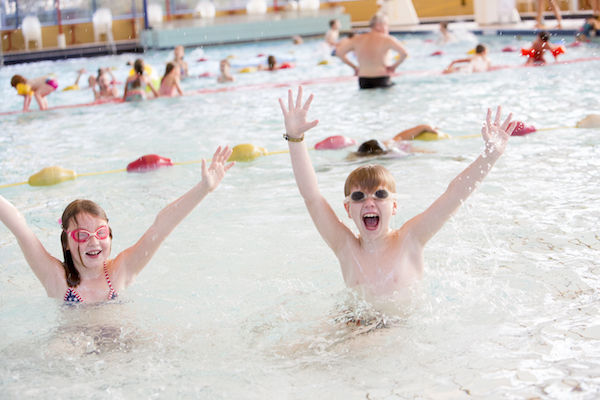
[344,164,396,196]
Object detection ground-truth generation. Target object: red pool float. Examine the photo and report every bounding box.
[315,135,357,150]
[511,121,536,136]
[127,154,173,172]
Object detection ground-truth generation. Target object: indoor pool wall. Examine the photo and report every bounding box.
[0,34,599,398]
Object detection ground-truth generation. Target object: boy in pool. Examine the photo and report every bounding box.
[279,87,516,297]
[443,44,491,74]
[10,74,59,111]
[0,146,233,303]
[523,31,563,65]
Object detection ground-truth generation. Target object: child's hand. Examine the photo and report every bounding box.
[201,146,234,192]
[278,86,319,140]
[482,106,517,156]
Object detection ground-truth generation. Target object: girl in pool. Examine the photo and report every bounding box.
[0,146,234,303]
[10,74,59,111]
[123,58,159,101]
[159,62,184,97]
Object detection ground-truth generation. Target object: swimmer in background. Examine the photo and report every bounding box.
[217,59,235,83]
[443,44,491,74]
[438,21,457,44]
[258,55,292,71]
[535,0,563,29]
[279,86,516,299]
[0,146,234,304]
[335,14,408,89]
[159,62,184,97]
[292,35,304,45]
[173,45,189,78]
[123,59,159,101]
[346,125,439,161]
[523,31,563,65]
[576,14,600,41]
[10,74,58,111]
[90,67,119,100]
[325,19,341,50]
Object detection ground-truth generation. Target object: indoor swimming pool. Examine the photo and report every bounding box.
[0,33,599,398]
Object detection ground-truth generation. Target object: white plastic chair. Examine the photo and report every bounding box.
[298,0,320,11]
[148,4,164,26]
[196,1,216,19]
[92,8,114,42]
[22,15,42,50]
[246,0,267,15]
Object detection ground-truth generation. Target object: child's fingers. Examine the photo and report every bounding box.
[224,162,235,172]
[494,106,502,126]
[287,89,293,112]
[295,86,303,109]
[278,98,287,116]
[303,93,314,111]
[501,112,513,131]
[507,121,518,136]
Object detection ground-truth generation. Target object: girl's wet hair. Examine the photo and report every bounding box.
[10,74,26,87]
[162,62,176,83]
[344,164,396,196]
[60,200,111,287]
[133,58,144,88]
[267,55,277,70]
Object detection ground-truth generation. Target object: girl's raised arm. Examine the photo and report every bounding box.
[0,195,65,294]
[112,146,234,285]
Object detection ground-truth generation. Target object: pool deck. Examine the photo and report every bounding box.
[1,9,594,65]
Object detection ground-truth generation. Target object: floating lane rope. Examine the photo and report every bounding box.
[0,119,595,190]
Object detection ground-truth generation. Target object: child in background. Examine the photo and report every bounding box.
[444,44,491,74]
[523,31,563,65]
[0,147,234,303]
[217,59,235,83]
[10,74,58,111]
[279,87,516,299]
[159,62,184,97]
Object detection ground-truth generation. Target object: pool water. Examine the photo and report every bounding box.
[1,34,599,398]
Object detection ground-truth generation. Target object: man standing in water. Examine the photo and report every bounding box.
[335,14,408,89]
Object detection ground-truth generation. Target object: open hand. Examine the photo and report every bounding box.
[278,86,319,139]
[202,146,234,192]
[482,106,517,156]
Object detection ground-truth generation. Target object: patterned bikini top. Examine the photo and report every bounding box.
[64,263,118,303]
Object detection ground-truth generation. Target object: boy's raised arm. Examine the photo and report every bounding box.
[279,87,354,253]
[407,107,516,245]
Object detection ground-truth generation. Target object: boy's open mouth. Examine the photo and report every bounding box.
[363,213,379,230]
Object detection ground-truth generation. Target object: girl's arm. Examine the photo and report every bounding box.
[279,87,355,253]
[392,124,437,141]
[122,78,129,100]
[0,196,65,294]
[405,107,516,245]
[23,94,32,111]
[175,78,184,96]
[112,146,234,286]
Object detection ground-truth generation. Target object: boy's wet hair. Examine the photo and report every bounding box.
[344,164,396,196]
[475,44,486,54]
[267,55,277,70]
[10,74,26,87]
[539,31,550,42]
[60,199,112,287]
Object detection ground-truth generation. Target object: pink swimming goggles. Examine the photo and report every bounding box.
[66,225,110,243]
